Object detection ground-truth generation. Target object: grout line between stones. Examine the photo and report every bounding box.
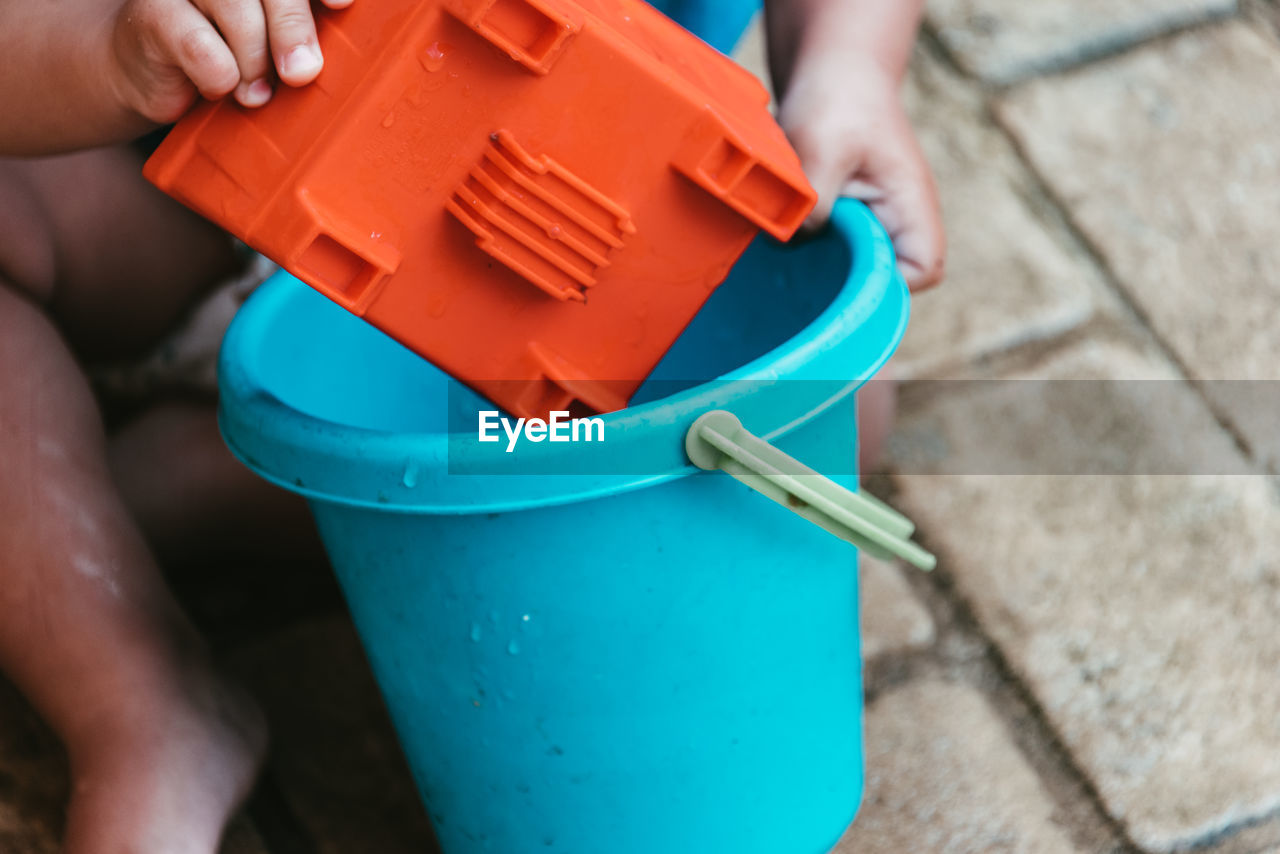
[916,22,971,81]
[881,19,1280,852]
[859,479,1142,853]
[1180,807,1280,853]
[921,9,1241,92]
[859,36,1159,835]
[983,99,1264,476]
[1242,0,1280,39]
[870,46,1280,848]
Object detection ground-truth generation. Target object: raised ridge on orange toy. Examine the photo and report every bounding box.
[145,0,816,419]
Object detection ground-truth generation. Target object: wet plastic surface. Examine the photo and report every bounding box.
[218,201,908,853]
[146,0,815,419]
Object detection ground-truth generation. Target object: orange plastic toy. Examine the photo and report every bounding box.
[145,0,816,418]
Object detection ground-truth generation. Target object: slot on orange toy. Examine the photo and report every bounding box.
[145,0,817,419]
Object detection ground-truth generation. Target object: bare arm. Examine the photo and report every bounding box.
[0,1,133,155]
[763,0,945,290]
[0,0,352,157]
[766,0,921,94]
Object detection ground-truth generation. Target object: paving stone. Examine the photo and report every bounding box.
[1200,816,1280,854]
[927,0,1237,84]
[890,339,1280,851]
[227,617,439,854]
[860,557,936,659]
[996,21,1280,470]
[894,53,1107,380]
[890,338,1253,476]
[837,680,1079,854]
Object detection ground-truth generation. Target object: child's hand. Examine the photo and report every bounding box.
[109,0,354,125]
[777,53,944,291]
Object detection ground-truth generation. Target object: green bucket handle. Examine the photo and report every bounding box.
[685,410,936,571]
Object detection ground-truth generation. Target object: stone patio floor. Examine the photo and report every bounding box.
[7,1,1280,851]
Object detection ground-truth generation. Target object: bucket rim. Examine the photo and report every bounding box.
[217,199,909,513]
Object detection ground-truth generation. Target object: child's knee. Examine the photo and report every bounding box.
[0,281,105,447]
[0,161,57,303]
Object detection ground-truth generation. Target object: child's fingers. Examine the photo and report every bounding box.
[779,118,864,232]
[799,156,851,233]
[195,0,273,107]
[785,112,945,291]
[852,141,946,291]
[319,0,354,8]
[149,1,241,100]
[262,0,325,86]
[870,189,946,292]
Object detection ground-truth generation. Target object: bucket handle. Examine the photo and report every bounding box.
[685,410,936,571]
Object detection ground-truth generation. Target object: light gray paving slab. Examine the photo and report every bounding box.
[860,556,936,660]
[997,21,1280,470]
[895,54,1106,379]
[891,339,1280,851]
[837,680,1079,854]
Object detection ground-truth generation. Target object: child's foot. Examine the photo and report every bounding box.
[61,657,267,854]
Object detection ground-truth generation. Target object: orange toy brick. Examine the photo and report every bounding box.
[145,0,816,419]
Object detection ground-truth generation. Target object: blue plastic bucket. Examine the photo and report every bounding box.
[648,0,761,54]
[218,200,908,854]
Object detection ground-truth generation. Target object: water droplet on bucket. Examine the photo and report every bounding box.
[381,113,396,128]
[507,640,521,656]
[548,224,562,239]
[402,461,419,488]
[488,609,499,625]
[423,41,447,71]
[470,622,482,643]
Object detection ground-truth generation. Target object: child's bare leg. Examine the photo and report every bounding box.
[0,284,265,854]
[14,145,240,361]
[0,151,264,854]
